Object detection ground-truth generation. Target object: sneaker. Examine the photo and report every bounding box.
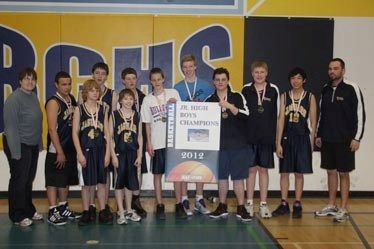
[89,205,97,222]
[245,203,254,217]
[125,210,141,222]
[105,204,114,221]
[78,211,91,226]
[32,212,43,221]
[48,208,67,226]
[272,201,290,217]
[292,202,302,219]
[99,209,113,225]
[314,205,338,217]
[194,199,211,214]
[175,203,188,219]
[58,203,81,220]
[209,203,228,219]
[333,208,349,223]
[236,205,252,222]
[14,218,33,227]
[132,198,147,218]
[259,203,272,218]
[117,212,128,225]
[156,204,166,220]
[182,199,193,216]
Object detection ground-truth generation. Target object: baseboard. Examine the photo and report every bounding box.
[1,190,373,199]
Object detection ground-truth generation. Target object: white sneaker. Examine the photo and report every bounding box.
[314,205,339,217]
[194,199,211,214]
[14,218,33,227]
[32,212,43,221]
[125,210,141,222]
[245,203,254,217]
[116,212,128,225]
[260,204,272,218]
[333,208,349,223]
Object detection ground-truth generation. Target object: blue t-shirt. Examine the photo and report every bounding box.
[174,78,214,102]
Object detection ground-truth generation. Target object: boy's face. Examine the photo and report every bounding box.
[87,87,100,101]
[55,77,72,96]
[122,73,137,90]
[251,66,268,84]
[182,60,196,79]
[120,94,134,109]
[213,73,228,91]
[19,74,36,92]
[290,74,306,90]
[150,73,164,92]
[92,68,108,86]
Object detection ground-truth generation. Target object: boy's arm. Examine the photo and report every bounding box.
[276,93,286,158]
[46,99,65,168]
[72,106,86,167]
[103,108,111,167]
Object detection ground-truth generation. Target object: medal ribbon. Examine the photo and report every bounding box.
[218,92,227,112]
[56,92,73,119]
[256,83,267,106]
[184,78,197,101]
[119,109,134,133]
[88,103,99,129]
[290,90,305,115]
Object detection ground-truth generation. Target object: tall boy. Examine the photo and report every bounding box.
[241,60,279,218]
[140,67,184,219]
[174,54,214,215]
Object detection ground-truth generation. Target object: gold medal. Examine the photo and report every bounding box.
[258,105,264,113]
[222,111,228,119]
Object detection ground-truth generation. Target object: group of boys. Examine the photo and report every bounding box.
[43,55,366,226]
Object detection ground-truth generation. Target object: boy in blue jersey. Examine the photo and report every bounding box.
[174,54,214,215]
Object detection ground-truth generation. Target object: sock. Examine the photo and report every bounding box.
[182,195,188,202]
[90,204,96,208]
[260,201,267,206]
[196,195,203,201]
[49,205,57,210]
[247,199,253,205]
[58,201,67,206]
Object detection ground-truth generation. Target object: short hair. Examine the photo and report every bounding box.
[288,67,307,81]
[81,79,101,102]
[121,67,137,80]
[55,71,71,84]
[118,88,135,103]
[149,67,164,80]
[91,62,109,75]
[212,67,230,81]
[250,60,268,72]
[181,53,197,66]
[19,67,37,81]
[330,58,345,69]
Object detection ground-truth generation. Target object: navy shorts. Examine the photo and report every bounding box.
[248,144,275,169]
[45,152,79,187]
[321,141,355,172]
[113,151,139,191]
[279,134,313,174]
[219,146,249,180]
[140,150,148,174]
[151,149,166,174]
[81,146,107,186]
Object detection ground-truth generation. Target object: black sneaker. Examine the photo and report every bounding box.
[175,203,188,219]
[89,205,96,222]
[209,203,228,219]
[132,198,147,218]
[236,205,252,222]
[48,208,67,226]
[78,211,90,226]
[272,201,290,217]
[156,204,166,220]
[292,203,302,219]
[99,208,113,225]
[105,204,114,221]
[58,202,81,220]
